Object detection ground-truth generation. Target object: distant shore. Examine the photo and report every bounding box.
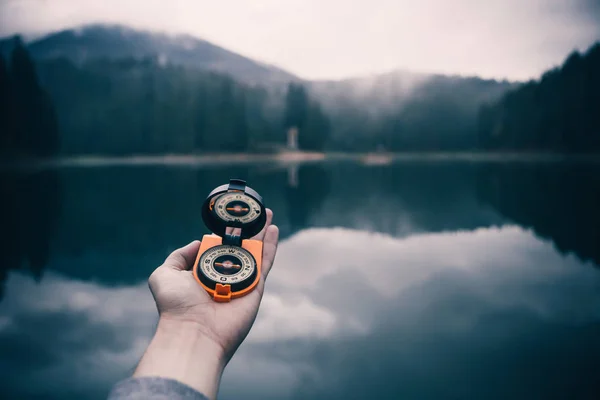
[2,151,600,170]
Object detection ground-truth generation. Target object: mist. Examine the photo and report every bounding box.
[1,0,598,80]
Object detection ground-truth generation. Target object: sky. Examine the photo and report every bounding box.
[0,0,599,81]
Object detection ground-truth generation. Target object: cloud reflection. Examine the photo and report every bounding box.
[1,225,599,399]
[233,225,600,399]
[0,274,156,399]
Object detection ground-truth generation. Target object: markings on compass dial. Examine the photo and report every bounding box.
[214,192,261,224]
[199,245,256,284]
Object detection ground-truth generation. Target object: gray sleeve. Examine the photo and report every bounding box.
[107,377,210,400]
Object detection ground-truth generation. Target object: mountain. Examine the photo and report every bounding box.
[308,71,516,151]
[310,70,514,116]
[1,23,518,153]
[0,24,297,86]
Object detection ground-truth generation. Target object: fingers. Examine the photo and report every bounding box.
[252,208,273,242]
[162,240,201,271]
[260,224,279,280]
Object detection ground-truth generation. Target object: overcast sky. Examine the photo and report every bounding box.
[0,0,599,81]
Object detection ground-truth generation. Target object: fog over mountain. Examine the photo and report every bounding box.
[1,23,515,92]
[1,24,297,86]
[1,23,518,153]
[2,0,599,81]
[304,59,515,151]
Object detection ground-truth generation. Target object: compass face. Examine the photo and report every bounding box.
[213,192,262,225]
[198,245,256,286]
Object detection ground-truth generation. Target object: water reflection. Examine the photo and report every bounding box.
[477,163,600,267]
[230,226,600,400]
[0,161,599,399]
[0,272,156,399]
[16,163,507,284]
[0,169,62,298]
[284,164,331,232]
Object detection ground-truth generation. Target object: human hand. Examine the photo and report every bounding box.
[148,208,279,360]
[133,209,279,399]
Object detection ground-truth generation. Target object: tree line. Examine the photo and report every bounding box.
[1,36,332,156]
[1,36,599,156]
[478,42,600,152]
[284,83,331,151]
[35,56,278,155]
[0,37,59,158]
[321,76,511,151]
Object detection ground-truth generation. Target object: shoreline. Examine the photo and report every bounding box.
[2,151,600,170]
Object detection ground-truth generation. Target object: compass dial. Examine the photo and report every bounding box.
[197,245,257,290]
[213,192,262,225]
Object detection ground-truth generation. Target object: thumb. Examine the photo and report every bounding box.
[162,240,201,271]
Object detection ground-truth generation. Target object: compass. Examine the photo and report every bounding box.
[192,179,266,302]
[197,245,257,292]
[212,191,262,225]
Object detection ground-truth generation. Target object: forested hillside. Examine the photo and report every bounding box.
[2,25,598,156]
[0,24,296,86]
[312,74,512,151]
[37,57,272,154]
[1,36,330,155]
[0,38,59,158]
[478,42,600,152]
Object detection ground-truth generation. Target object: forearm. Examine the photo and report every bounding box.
[133,318,226,400]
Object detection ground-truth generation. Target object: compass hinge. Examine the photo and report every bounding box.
[228,179,247,192]
[223,233,242,246]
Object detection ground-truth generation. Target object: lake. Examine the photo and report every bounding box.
[1,158,599,399]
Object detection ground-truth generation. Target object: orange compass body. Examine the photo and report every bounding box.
[192,179,266,302]
[192,235,262,302]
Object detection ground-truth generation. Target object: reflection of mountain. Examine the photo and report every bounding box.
[47,166,259,283]
[270,226,600,400]
[277,163,504,239]
[283,165,332,232]
[0,170,62,298]
[33,162,504,285]
[476,163,600,268]
[13,161,599,287]
[37,165,326,284]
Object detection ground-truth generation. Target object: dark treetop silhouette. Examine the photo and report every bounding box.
[478,43,600,152]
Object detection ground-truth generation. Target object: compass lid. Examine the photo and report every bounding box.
[201,179,267,239]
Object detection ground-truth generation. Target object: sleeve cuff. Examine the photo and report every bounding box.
[107,376,210,400]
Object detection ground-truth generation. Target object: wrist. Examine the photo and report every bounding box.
[133,317,226,400]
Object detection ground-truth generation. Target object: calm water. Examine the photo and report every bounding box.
[1,160,600,399]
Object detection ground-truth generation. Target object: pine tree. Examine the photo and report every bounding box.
[9,36,60,157]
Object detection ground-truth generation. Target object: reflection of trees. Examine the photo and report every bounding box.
[0,36,62,300]
[306,163,503,237]
[23,161,600,288]
[477,163,600,268]
[0,170,62,299]
[284,164,332,233]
